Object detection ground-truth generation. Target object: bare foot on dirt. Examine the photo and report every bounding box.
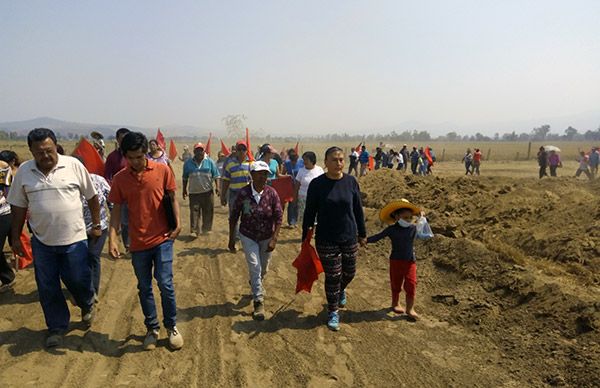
[392,305,405,314]
[407,309,420,320]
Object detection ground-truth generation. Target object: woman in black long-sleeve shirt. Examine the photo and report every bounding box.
[302,146,366,332]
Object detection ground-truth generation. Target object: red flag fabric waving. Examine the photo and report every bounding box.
[355,142,362,152]
[425,146,434,166]
[246,128,255,161]
[294,141,299,155]
[220,139,231,156]
[156,129,166,150]
[168,139,178,160]
[206,132,212,155]
[292,229,323,293]
[73,137,105,176]
[17,231,34,269]
[270,176,294,204]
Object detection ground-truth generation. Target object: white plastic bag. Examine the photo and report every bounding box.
[416,216,434,239]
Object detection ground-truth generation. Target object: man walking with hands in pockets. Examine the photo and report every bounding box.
[108,131,184,351]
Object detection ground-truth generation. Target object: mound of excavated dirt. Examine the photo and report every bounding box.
[359,169,600,386]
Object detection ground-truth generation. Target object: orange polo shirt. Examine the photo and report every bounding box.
[108,159,177,252]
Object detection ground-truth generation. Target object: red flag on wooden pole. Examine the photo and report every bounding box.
[168,139,178,160]
[294,141,299,155]
[205,132,212,156]
[355,142,362,152]
[246,128,255,161]
[72,137,105,176]
[220,139,231,156]
[156,128,166,150]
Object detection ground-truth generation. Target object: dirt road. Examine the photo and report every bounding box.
[2,197,525,387]
[1,165,599,387]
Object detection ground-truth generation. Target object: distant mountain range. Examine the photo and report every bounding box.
[1,111,599,139]
[0,117,212,138]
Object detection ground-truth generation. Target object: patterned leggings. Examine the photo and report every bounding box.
[316,240,359,312]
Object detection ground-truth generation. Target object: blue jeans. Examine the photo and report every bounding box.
[120,203,130,249]
[87,229,108,295]
[239,234,272,302]
[287,199,298,226]
[31,237,94,332]
[131,240,177,330]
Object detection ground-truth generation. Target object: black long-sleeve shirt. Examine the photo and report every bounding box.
[302,174,366,244]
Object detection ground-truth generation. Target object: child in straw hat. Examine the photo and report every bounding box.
[367,199,433,320]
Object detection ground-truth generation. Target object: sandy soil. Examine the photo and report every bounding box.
[1,163,598,387]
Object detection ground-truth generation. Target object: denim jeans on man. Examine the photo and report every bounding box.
[31,237,94,332]
[87,229,108,295]
[131,240,177,330]
[287,199,298,226]
[239,233,272,302]
[228,189,242,240]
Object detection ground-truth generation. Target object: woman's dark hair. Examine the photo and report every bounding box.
[116,127,131,138]
[302,151,317,165]
[121,132,148,154]
[0,150,19,166]
[27,128,57,147]
[324,146,343,160]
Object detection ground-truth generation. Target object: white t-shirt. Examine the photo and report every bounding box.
[8,155,97,246]
[295,166,324,198]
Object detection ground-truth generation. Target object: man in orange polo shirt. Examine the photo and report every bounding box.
[107,132,183,351]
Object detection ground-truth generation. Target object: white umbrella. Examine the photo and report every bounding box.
[544,145,561,152]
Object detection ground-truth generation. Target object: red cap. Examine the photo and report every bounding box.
[193,142,205,150]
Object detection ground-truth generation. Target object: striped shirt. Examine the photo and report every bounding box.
[222,157,251,191]
[183,157,220,194]
[8,155,97,246]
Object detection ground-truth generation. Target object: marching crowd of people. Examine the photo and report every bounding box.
[1,127,597,350]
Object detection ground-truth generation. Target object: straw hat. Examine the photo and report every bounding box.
[379,199,421,224]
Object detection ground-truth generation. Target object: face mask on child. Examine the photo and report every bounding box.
[397,219,413,228]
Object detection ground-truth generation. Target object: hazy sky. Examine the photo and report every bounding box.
[1,1,599,135]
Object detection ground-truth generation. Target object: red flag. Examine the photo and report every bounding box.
[73,137,105,176]
[156,128,166,150]
[220,139,231,156]
[270,176,294,203]
[368,155,375,171]
[355,142,362,152]
[168,139,178,160]
[206,132,212,156]
[17,231,34,269]
[246,127,255,161]
[292,229,323,293]
[294,141,299,155]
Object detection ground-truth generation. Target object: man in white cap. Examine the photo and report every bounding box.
[182,142,220,238]
[229,161,282,320]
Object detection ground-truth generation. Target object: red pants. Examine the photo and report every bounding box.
[390,260,417,299]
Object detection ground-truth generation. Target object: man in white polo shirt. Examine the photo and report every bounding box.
[8,128,102,348]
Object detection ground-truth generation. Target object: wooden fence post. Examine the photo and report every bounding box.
[486,148,491,161]
[441,148,446,162]
[527,142,532,160]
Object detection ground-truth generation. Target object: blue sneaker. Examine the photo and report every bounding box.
[339,290,347,308]
[327,311,340,331]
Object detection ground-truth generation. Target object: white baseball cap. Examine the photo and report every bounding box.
[250,161,270,172]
